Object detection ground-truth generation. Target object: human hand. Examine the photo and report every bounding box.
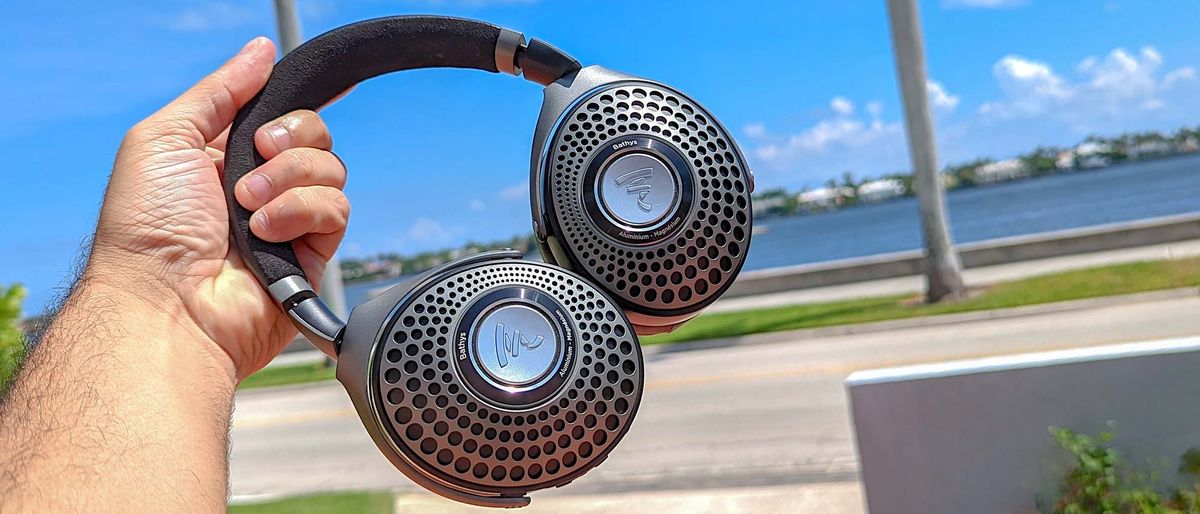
[89,37,349,380]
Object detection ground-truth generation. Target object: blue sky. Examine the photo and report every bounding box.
[2,0,1198,312]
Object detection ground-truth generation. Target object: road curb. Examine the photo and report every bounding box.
[641,287,1200,357]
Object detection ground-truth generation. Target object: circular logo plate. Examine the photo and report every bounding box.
[582,135,694,246]
[598,153,679,228]
[454,286,574,409]
[473,303,558,388]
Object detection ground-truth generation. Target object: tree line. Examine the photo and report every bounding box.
[340,234,540,284]
[751,125,1200,218]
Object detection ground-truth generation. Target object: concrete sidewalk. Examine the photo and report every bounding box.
[392,483,864,514]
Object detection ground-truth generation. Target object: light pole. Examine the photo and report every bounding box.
[272,0,349,351]
[885,0,967,302]
[272,0,303,54]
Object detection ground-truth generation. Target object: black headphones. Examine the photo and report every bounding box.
[223,15,753,507]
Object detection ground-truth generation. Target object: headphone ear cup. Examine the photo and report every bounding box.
[371,259,643,498]
[539,81,753,329]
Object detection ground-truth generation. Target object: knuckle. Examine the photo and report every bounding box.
[324,153,348,187]
[287,149,317,179]
[296,109,320,123]
[299,110,333,146]
[332,193,351,223]
[292,188,316,213]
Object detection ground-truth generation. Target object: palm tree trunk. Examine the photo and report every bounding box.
[885,0,967,302]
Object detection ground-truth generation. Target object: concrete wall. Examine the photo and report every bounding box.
[847,337,1200,514]
[727,212,1200,297]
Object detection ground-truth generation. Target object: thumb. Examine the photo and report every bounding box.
[143,37,276,150]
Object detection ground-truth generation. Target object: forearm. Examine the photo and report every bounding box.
[0,269,237,512]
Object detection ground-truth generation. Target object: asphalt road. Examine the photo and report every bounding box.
[230,295,1200,506]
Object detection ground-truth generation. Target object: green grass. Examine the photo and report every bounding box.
[240,360,336,390]
[229,491,393,514]
[642,257,1200,344]
[238,257,1200,388]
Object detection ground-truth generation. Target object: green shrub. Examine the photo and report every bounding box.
[0,283,26,394]
[1045,426,1200,513]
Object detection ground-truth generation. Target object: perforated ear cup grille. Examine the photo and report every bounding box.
[544,82,753,317]
[373,262,643,495]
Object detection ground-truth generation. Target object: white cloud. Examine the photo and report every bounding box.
[468,199,486,211]
[406,218,460,245]
[978,45,1194,133]
[742,45,1200,193]
[997,55,1071,99]
[156,2,258,32]
[926,80,960,111]
[866,101,884,118]
[1164,67,1197,89]
[943,0,1028,8]
[979,55,1072,119]
[830,96,855,116]
[1084,47,1159,97]
[499,181,527,201]
[744,98,905,187]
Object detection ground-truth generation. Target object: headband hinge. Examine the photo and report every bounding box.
[495,29,525,77]
[496,28,582,86]
[269,275,346,356]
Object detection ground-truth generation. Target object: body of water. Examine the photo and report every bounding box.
[347,154,1200,307]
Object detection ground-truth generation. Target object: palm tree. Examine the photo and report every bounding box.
[885,0,966,302]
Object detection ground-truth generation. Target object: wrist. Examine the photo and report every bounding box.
[71,263,239,393]
[2,262,238,510]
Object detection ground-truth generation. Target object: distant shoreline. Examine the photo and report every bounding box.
[754,150,1200,223]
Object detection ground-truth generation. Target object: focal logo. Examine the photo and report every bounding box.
[614,167,656,213]
[471,302,559,388]
[494,323,545,368]
[457,289,570,406]
[596,149,679,230]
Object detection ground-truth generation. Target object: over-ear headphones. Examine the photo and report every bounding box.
[222,15,753,507]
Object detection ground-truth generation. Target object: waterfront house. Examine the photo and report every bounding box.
[1180,136,1199,153]
[798,186,853,210]
[1078,154,1111,169]
[1055,151,1076,170]
[1128,140,1172,160]
[856,179,905,203]
[974,159,1030,184]
[751,195,788,218]
[1074,141,1112,168]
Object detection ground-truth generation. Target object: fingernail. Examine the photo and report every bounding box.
[245,173,273,202]
[254,210,271,231]
[265,124,291,151]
